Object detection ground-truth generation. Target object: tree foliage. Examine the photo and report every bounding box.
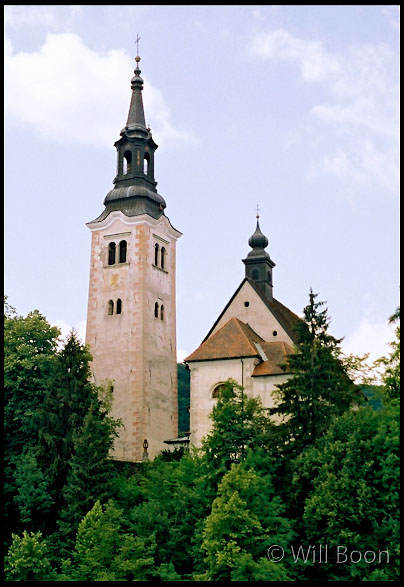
[4,531,55,582]
[197,462,292,581]
[201,379,275,476]
[60,500,161,581]
[4,300,60,538]
[177,363,190,435]
[4,298,400,581]
[375,307,400,401]
[294,400,400,581]
[271,289,359,454]
[4,302,120,549]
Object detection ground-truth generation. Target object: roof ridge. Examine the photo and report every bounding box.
[233,319,263,355]
[210,315,242,338]
[185,316,263,363]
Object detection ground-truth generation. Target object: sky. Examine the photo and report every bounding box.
[5,5,400,367]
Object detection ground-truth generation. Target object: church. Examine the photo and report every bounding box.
[184,216,300,447]
[85,51,300,460]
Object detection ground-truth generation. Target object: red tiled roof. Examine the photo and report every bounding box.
[185,317,265,362]
[252,341,294,376]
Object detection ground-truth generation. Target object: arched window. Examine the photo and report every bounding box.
[251,268,259,280]
[160,305,164,321]
[108,242,116,265]
[144,153,150,175]
[154,243,159,266]
[154,302,159,318]
[119,240,127,263]
[161,247,166,270]
[116,299,122,314]
[123,150,132,175]
[212,383,228,399]
[108,300,114,315]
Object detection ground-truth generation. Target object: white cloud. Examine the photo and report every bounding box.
[4,32,195,148]
[251,28,340,81]
[250,28,399,195]
[342,317,393,364]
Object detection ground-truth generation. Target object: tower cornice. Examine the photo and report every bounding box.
[86,209,182,240]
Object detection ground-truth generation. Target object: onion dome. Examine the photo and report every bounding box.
[248,219,269,250]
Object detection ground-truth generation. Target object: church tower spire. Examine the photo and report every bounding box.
[242,212,275,300]
[126,55,147,132]
[90,52,166,226]
[85,47,182,462]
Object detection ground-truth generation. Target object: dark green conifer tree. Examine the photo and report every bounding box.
[35,331,120,540]
[58,399,120,541]
[271,289,359,455]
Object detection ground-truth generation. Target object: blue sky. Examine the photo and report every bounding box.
[5,5,400,366]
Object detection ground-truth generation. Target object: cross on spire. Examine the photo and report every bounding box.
[135,34,141,56]
[256,204,260,219]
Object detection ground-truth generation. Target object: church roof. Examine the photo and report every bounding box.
[252,341,294,376]
[203,277,301,344]
[185,317,265,363]
[185,317,294,376]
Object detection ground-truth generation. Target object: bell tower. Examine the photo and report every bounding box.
[242,213,275,300]
[85,52,182,461]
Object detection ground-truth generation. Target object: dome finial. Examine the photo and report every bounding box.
[256,203,260,220]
